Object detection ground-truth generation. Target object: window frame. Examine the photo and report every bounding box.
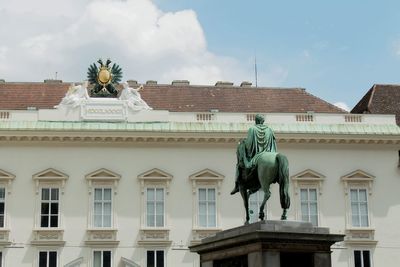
[349,188,369,228]
[93,187,113,228]
[145,249,165,267]
[37,249,58,267]
[197,187,217,228]
[291,169,325,226]
[40,187,60,228]
[145,187,165,228]
[299,187,319,226]
[350,248,373,267]
[92,249,113,267]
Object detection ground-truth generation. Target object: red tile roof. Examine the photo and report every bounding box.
[351,84,400,125]
[0,82,345,113]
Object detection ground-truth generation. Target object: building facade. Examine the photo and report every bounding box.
[0,81,398,267]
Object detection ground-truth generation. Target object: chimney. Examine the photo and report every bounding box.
[146,80,158,85]
[215,81,233,87]
[127,80,138,87]
[172,80,190,86]
[240,81,252,87]
[44,79,62,83]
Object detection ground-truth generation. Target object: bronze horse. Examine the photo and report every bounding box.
[236,140,290,224]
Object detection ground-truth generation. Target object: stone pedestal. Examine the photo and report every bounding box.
[189,221,344,267]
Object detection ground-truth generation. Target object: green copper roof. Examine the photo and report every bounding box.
[0,121,399,136]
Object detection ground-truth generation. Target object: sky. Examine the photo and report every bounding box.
[1,0,400,110]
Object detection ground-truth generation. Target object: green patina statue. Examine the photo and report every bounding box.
[232,114,290,224]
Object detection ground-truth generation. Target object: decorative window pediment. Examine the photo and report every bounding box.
[291,169,325,194]
[138,168,173,194]
[85,168,121,194]
[0,169,15,194]
[341,170,375,195]
[32,168,68,194]
[189,169,224,194]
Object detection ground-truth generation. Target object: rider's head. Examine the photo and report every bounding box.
[255,114,265,124]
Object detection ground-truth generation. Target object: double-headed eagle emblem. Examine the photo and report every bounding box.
[87,59,123,97]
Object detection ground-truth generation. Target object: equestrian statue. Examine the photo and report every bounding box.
[231,114,290,224]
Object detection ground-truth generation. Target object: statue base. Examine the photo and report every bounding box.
[189,220,344,267]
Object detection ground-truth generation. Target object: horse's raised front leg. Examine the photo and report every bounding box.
[240,188,250,225]
[259,188,271,221]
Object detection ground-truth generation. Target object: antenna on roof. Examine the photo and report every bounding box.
[254,54,258,88]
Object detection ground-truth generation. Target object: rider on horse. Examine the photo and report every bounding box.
[231,114,277,195]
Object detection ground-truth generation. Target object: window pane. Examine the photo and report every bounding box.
[352,214,360,227]
[94,203,102,215]
[0,215,4,228]
[156,202,163,215]
[0,202,4,214]
[300,189,308,201]
[156,188,164,201]
[360,203,368,215]
[363,250,371,267]
[0,188,5,199]
[41,216,49,227]
[0,251,2,267]
[50,203,59,215]
[49,251,57,267]
[311,215,318,226]
[50,215,58,227]
[199,214,207,227]
[147,251,155,267]
[104,189,112,201]
[354,250,361,267]
[301,203,308,217]
[103,215,112,227]
[208,202,216,215]
[208,189,215,201]
[42,189,49,201]
[147,188,155,201]
[94,215,102,227]
[309,189,317,201]
[94,189,102,201]
[147,214,155,227]
[156,251,164,267]
[39,252,47,267]
[199,189,206,201]
[156,214,164,227]
[361,214,369,227]
[310,203,318,215]
[104,203,112,215]
[51,188,59,200]
[93,251,101,267]
[103,251,111,267]
[350,190,358,201]
[41,203,49,215]
[351,203,359,216]
[208,213,216,227]
[359,190,367,202]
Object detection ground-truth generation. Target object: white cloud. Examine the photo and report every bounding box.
[334,102,350,112]
[0,0,281,86]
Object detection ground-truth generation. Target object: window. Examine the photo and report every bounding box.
[354,250,371,267]
[146,188,164,227]
[350,189,369,227]
[40,188,59,228]
[93,188,112,228]
[93,250,111,267]
[0,251,2,267]
[39,251,57,267]
[0,188,5,228]
[198,188,216,228]
[291,169,324,225]
[249,191,265,223]
[146,250,164,267]
[300,188,318,226]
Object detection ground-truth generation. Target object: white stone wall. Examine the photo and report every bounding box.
[0,140,398,266]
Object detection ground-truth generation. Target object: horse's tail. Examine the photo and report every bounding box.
[276,153,290,210]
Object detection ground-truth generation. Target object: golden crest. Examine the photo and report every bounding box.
[97,66,112,86]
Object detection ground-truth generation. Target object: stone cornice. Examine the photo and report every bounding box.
[0,130,398,145]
